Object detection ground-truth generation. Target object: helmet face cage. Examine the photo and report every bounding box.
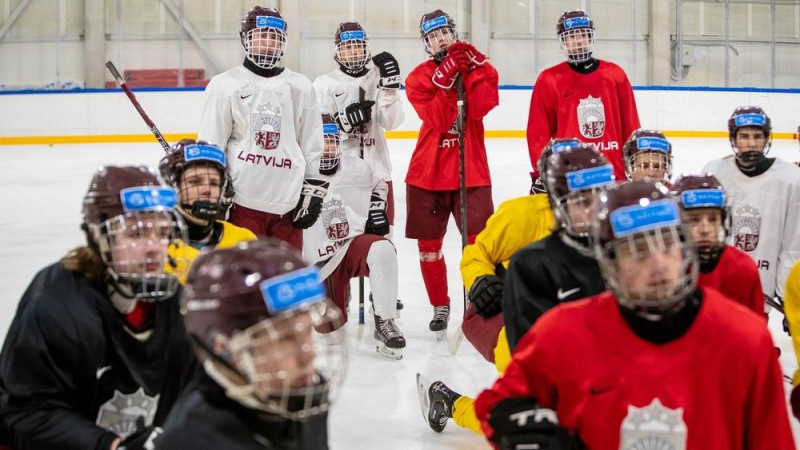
[559,27,595,63]
[420,12,457,60]
[226,301,347,420]
[320,120,341,175]
[96,210,186,301]
[727,108,772,165]
[625,150,672,182]
[553,187,604,238]
[335,27,370,72]
[177,161,226,221]
[242,17,287,69]
[598,226,697,319]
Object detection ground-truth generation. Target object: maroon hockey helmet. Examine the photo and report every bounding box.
[593,180,697,317]
[240,6,287,69]
[557,10,595,63]
[622,129,673,182]
[556,10,594,35]
[537,137,582,182]
[334,22,370,72]
[159,139,232,222]
[182,239,346,419]
[727,106,772,166]
[82,166,186,300]
[671,174,730,267]
[320,113,341,175]
[419,10,457,60]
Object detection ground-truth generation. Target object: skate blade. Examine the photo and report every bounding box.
[376,343,403,360]
[433,328,447,341]
[416,373,432,422]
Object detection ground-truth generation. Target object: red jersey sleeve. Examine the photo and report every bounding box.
[526,72,557,175]
[405,63,458,134]
[464,63,499,120]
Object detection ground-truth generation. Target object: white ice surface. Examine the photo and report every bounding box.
[0,137,797,448]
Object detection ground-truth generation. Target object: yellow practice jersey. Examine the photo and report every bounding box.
[460,194,555,291]
[168,221,258,284]
[784,260,800,385]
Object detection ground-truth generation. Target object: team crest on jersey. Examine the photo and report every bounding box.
[252,103,282,150]
[733,204,761,252]
[620,398,687,450]
[95,387,160,439]
[322,198,350,241]
[577,95,606,139]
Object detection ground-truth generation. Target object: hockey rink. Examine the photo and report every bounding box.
[0,137,798,447]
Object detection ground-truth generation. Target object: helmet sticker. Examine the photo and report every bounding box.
[119,186,178,212]
[566,164,614,191]
[421,15,449,34]
[256,16,285,30]
[610,199,681,238]
[339,30,366,41]
[636,137,670,152]
[681,189,725,209]
[260,266,326,314]
[552,139,581,153]
[184,144,226,165]
[563,16,591,30]
[322,123,339,135]
[734,113,767,127]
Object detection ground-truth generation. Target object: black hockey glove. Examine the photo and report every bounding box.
[292,179,329,229]
[488,397,583,450]
[469,275,504,318]
[345,100,376,128]
[117,417,162,450]
[530,172,547,195]
[372,51,401,89]
[365,193,390,236]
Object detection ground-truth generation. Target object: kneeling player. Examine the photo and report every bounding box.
[672,174,763,314]
[304,115,405,359]
[154,240,347,449]
[475,180,793,449]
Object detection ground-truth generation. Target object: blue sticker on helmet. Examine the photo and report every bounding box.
[322,123,339,135]
[552,140,580,153]
[681,189,725,208]
[339,30,366,41]
[734,113,766,127]
[422,16,449,34]
[260,266,326,314]
[563,16,591,30]
[184,144,226,166]
[566,165,614,191]
[120,187,178,213]
[256,16,285,31]
[609,199,681,238]
[636,137,670,153]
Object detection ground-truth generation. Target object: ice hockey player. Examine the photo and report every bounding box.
[313,22,404,232]
[159,139,256,282]
[416,143,612,436]
[702,106,800,313]
[405,9,499,339]
[785,259,800,420]
[198,6,327,249]
[527,10,640,182]
[622,128,672,183]
[153,240,347,450]
[302,114,404,359]
[475,180,794,449]
[0,166,196,450]
[671,174,763,314]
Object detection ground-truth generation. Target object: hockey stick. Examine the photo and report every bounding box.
[105,61,171,153]
[358,276,366,324]
[449,74,468,355]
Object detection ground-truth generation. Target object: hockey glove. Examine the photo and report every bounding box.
[791,384,800,421]
[372,51,401,90]
[488,397,583,450]
[530,172,547,195]
[345,100,375,128]
[365,193,390,236]
[117,417,162,450]
[469,275,504,318]
[432,48,470,90]
[450,41,488,69]
[292,179,329,229]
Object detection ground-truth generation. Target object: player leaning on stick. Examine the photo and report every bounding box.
[405,9,499,339]
[475,180,794,449]
[313,22,404,234]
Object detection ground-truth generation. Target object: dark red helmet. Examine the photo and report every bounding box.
[545,144,613,201]
[593,180,697,318]
[320,113,341,175]
[240,6,285,35]
[557,10,595,63]
[83,165,169,228]
[623,129,673,182]
[419,10,457,60]
[671,174,730,267]
[334,22,370,72]
[240,7,287,69]
[537,137,582,181]
[159,139,231,221]
[556,10,594,35]
[182,239,345,419]
[727,106,772,166]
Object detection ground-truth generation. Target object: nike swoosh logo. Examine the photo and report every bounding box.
[240,93,253,99]
[563,91,574,98]
[589,385,613,395]
[557,287,580,300]
[96,366,112,379]
[335,92,344,97]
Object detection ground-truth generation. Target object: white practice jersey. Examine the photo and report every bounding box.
[313,68,404,182]
[198,66,323,215]
[702,156,800,298]
[303,150,388,279]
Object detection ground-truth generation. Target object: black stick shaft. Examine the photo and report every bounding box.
[105,61,171,153]
[457,74,468,311]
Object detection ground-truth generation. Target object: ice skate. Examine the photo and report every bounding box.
[415,373,456,433]
[429,305,449,341]
[368,293,403,317]
[374,314,406,360]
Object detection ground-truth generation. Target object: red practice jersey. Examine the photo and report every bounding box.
[475,290,793,449]
[698,245,764,316]
[405,59,499,191]
[526,60,640,181]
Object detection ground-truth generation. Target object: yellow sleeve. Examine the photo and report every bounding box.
[460,195,555,291]
[218,221,258,247]
[494,326,512,375]
[785,261,800,385]
[166,240,198,285]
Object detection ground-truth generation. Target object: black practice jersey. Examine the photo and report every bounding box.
[155,372,329,450]
[502,233,607,351]
[0,263,196,450]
